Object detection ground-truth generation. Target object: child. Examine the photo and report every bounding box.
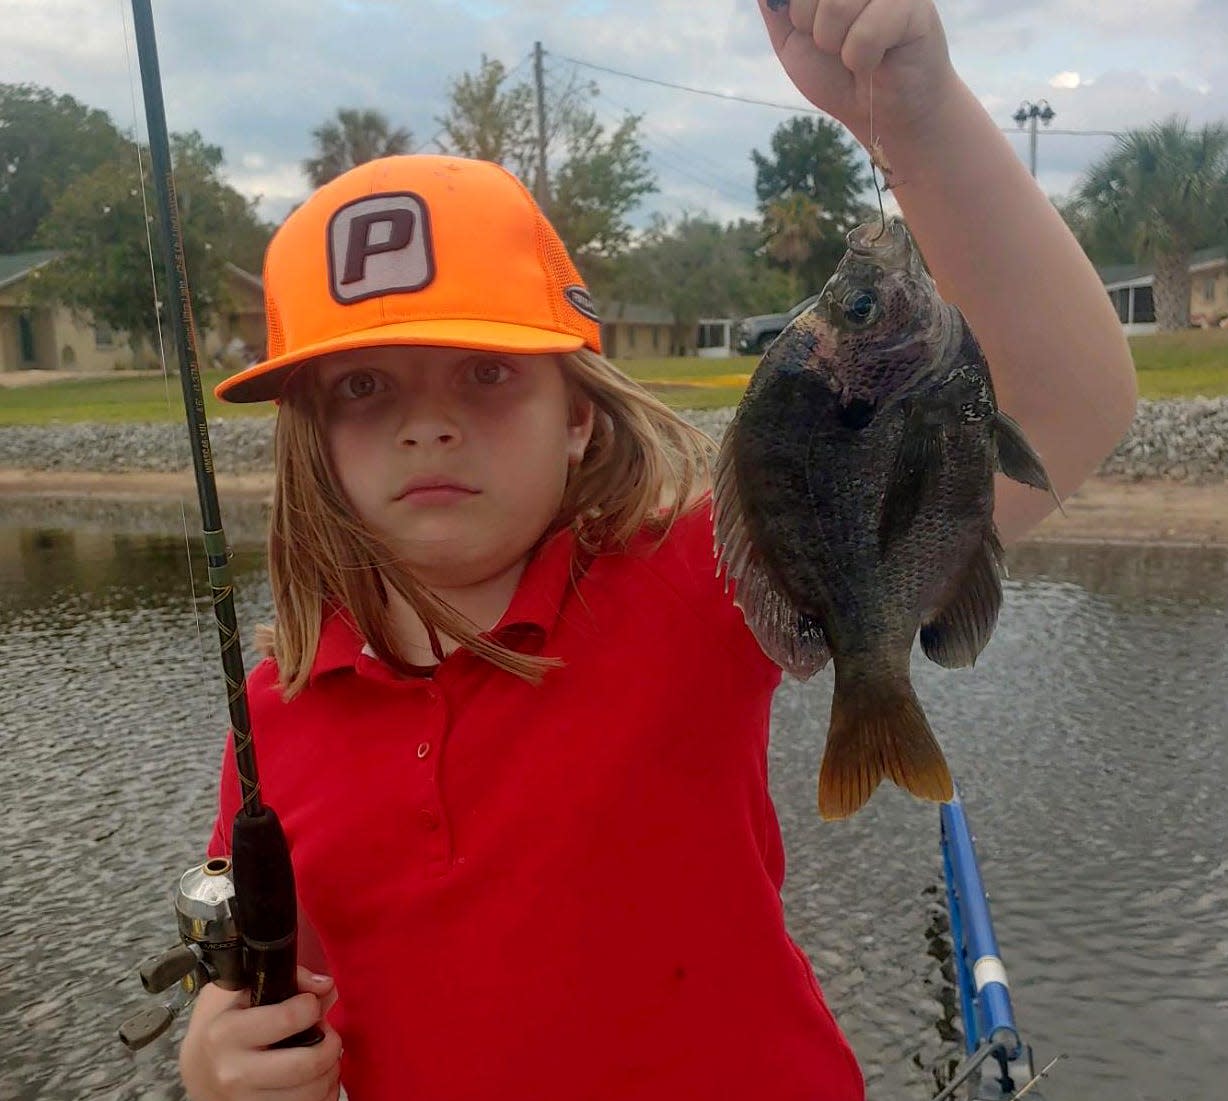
[180,1,1137,1098]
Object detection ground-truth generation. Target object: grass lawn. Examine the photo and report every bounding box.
[1,335,1225,425]
[1127,329,1228,399]
[0,368,273,426]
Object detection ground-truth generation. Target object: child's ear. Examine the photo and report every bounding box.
[566,394,595,464]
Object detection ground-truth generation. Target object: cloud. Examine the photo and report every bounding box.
[0,0,1223,233]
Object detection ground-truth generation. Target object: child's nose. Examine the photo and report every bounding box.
[396,393,462,447]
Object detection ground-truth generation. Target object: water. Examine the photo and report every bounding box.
[0,499,1225,1101]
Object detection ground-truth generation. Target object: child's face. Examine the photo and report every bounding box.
[316,345,593,590]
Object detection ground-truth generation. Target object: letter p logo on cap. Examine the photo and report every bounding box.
[328,193,435,304]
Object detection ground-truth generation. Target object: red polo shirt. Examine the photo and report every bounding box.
[208,494,864,1100]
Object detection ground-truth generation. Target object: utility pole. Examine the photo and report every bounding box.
[533,41,549,211]
[1013,99,1055,178]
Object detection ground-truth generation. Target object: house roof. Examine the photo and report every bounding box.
[594,299,674,325]
[0,250,62,292]
[224,261,263,289]
[1098,244,1227,288]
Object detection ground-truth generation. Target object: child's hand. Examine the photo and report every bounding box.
[758,0,958,148]
[179,967,342,1101]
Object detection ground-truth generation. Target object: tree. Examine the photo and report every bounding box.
[0,83,128,253]
[613,214,795,351]
[548,110,655,265]
[35,131,273,349]
[1075,116,1228,330]
[751,115,873,288]
[304,108,413,187]
[437,57,656,265]
[437,56,536,179]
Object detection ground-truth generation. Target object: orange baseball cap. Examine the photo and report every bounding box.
[215,154,603,403]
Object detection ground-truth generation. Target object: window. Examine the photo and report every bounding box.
[18,313,35,362]
[1203,279,1217,302]
[1133,286,1155,324]
[1108,288,1129,323]
[628,326,636,350]
[653,327,660,352]
[95,321,114,349]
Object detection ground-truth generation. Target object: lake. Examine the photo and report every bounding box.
[0,495,1225,1100]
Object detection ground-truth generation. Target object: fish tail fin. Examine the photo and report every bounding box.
[818,670,953,820]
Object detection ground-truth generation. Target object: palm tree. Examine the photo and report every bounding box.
[1076,117,1228,330]
[303,109,413,187]
[762,192,846,292]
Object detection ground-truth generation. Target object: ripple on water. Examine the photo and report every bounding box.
[1,523,1225,1100]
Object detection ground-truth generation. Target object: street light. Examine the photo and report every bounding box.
[1013,100,1055,178]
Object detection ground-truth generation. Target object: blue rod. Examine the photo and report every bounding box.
[940,819,979,1054]
[940,784,1020,1058]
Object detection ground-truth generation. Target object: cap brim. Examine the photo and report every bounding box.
[214,320,588,403]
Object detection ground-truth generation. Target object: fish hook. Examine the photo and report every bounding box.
[868,78,888,242]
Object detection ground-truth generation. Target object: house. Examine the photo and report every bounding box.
[1098,245,1228,335]
[595,300,693,359]
[0,252,266,374]
[0,251,133,373]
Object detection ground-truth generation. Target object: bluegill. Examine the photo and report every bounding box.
[712,217,1057,819]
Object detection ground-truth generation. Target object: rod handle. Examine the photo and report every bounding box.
[231,806,325,1048]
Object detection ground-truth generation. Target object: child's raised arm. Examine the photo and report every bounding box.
[760,0,1138,544]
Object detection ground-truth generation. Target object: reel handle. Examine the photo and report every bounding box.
[140,944,200,993]
[118,1004,175,1050]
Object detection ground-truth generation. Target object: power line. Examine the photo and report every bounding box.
[551,48,1129,139]
[550,51,825,115]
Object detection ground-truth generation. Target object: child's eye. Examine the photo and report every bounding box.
[332,369,387,400]
[470,359,511,385]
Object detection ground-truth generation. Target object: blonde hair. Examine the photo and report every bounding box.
[259,348,717,698]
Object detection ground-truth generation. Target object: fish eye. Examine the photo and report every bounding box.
[842,289,879,326]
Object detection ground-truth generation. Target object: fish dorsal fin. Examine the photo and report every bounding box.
[712,421,831,680]
[994,409,1064,513]
[919,528,1005,668]
[879,402,943,552]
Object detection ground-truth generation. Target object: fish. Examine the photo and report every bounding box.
[712,216,1057,820]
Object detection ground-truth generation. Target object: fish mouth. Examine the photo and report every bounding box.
[846,217,913,268]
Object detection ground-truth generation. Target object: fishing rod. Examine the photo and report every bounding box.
[934,784,1049,1101]
[116,0,321,1052]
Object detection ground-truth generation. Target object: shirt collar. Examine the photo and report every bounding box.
[307,524,579,683]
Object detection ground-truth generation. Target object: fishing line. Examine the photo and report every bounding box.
[117,0,210,669]
[868,78,887,240]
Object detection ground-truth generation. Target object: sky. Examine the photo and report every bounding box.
[4,0,1227,232]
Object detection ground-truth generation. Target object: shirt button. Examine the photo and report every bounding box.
[418,809,440,831]
[417,742,431,759]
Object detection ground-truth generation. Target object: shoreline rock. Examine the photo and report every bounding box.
[0,398,1225,482]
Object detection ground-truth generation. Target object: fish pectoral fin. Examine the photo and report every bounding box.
[993,409,1065,514]
[879,407,943,552]
[712,420,830,680]
[919,529,1005,668]
[818,670,953,820]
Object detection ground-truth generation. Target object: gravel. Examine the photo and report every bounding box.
[0,398,1226,481]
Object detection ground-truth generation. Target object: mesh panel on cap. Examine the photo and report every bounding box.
[266,294,286,359]
[534,209,601,351]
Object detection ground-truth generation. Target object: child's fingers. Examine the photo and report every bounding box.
[812,0,871,57]
[213,990,328,1051]
[295,966,338,1014]
[220,1023,343,1093]
[758,0,803,52]
[840,0,927,77]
